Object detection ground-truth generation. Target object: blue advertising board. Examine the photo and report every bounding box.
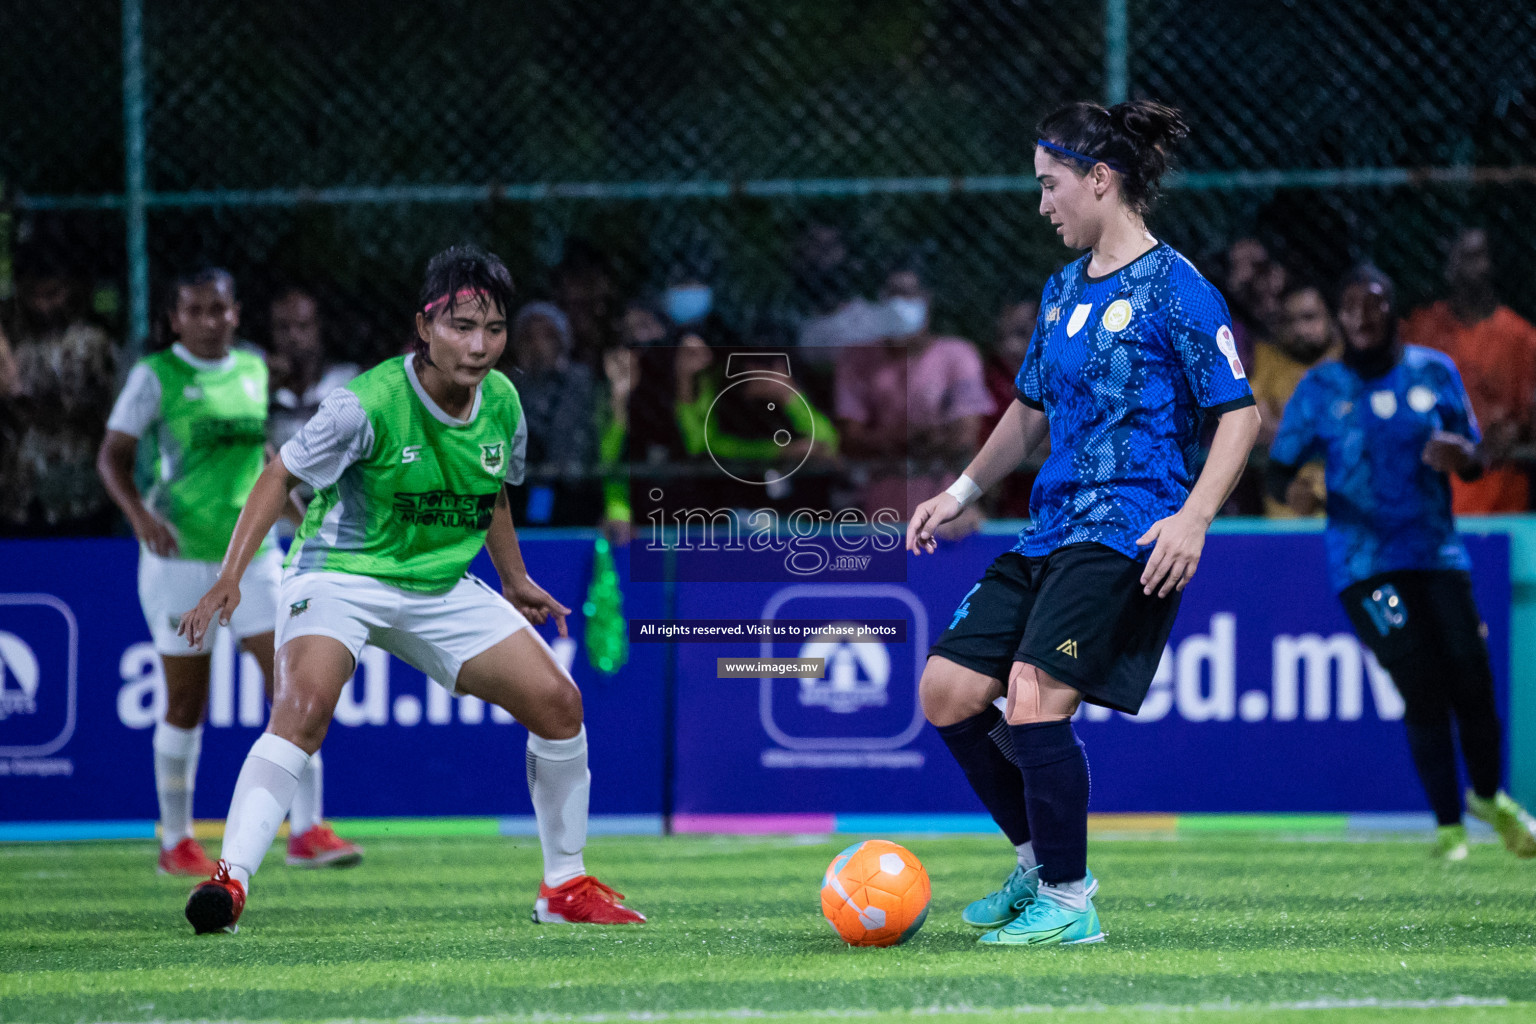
[0,532,1511,822]
[669,532,1511,815]
[0,537,667,821]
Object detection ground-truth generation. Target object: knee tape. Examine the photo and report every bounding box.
[1006,663,1074,724]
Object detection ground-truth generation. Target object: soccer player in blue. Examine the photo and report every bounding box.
[906,100,1261,946]
[1269,265,1536,862]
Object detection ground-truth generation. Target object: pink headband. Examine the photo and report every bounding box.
[423,288,490,315]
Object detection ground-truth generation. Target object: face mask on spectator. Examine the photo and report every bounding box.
[886,296,928,338]
[664,284,713,326]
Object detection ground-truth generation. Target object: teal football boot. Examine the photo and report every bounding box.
[978,883,1104,946]
[962,864,1097,929]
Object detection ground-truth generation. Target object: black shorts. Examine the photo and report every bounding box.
[929,543,1183,714]
[1340,568,1495,723]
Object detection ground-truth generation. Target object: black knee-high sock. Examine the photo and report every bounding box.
[1009,720,1088,885]
[1454,712,1502,801]
[1403,717,1463,826]
[935,704,1030,846]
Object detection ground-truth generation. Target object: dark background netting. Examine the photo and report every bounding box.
[3,0,1533,359]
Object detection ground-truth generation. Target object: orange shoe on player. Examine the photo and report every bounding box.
[157,837,218,876]
[286,824,364,868]
[185,860,246,934]
[533,875,647,924]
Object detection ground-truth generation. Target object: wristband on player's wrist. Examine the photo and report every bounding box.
[944,474,983,509]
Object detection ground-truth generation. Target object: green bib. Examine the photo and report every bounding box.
[142,348,269,562]
[287,357,524,594]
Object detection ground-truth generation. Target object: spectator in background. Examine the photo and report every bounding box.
[1403,228,1536,513]
[835,263,994,530]
[1252,281,1341,517]
[266,286,359,453]
[1221,236,1286,368]
[498,302,601,526]
[552,239,619,371]
[794,221,889,354]
[0,246,118,535]
[982,299,1040,519]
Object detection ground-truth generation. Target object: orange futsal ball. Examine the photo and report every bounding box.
[820,839,931,947]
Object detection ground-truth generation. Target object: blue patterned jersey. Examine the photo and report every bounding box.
[1014,244,1255,560]
[1269,346,1479,592]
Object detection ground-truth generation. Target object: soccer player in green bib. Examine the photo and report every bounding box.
[98,268,362,877]
[177,245,644,933]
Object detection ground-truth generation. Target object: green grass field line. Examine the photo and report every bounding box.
[2,835,1533,1023]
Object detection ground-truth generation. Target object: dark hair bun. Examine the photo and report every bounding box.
[1109,101,1188,149]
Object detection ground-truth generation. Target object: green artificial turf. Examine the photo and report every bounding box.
[2,833,1534,1023]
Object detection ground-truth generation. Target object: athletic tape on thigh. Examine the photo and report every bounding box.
[1006,663,1074,724]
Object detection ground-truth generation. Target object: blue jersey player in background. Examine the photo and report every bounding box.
[906,100,1261,947]
[1270,265,1536,862]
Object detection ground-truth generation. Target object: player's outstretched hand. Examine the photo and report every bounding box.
[1421,430,1477,476]
[1136,509,1208,598]
[906,493,963,555]
[132,510,180,558]
[178,576,242,649]
[507,576,572,638]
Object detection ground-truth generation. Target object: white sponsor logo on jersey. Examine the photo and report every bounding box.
[1407,385,1436,414]
[1066,303,1092,337]
[401,445,423,463]
[1216,325,1246,380]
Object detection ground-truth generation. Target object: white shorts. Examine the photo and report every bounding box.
[139,546,283,655]
[275,570,530,692]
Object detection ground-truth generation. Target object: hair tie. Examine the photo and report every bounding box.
[1036,138,1127,175]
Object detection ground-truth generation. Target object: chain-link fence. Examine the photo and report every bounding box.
[3,0,1535,534]
[5,0,1533,359]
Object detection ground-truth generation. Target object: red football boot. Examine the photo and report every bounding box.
[185,860,246,934]
[157,837,218,877]
[533,875,646,924]
[286,824,364,868]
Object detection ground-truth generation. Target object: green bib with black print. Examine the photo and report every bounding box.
[286,357,524,594]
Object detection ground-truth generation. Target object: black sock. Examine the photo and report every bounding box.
[1009,720,1088,885]
[1404,718,1463,826]
[1455,712,1502,801]
[936,705,1031,846]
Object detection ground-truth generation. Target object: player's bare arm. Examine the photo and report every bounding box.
[178,454,300,647]
[97,429,180,557]
[1137,403,1261,597]
[907,399,1049,554]
[486,485,571,637]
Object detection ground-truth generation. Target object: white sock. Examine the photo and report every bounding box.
[221,733,310,888]
[1015,841,1036,871]
[153,722,202,850]
[1038,877,1090,912]
[527,727,589,888]
[289,750,324,835]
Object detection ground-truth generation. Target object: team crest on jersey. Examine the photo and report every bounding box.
[1216,325,1246,380]
[289,599,310,617]
[1407,385,1436,414]
[1066,303,1092,337]
[242,378,261,401]
[480,442,505,476]
[183,386,203,401]
[1370,390,1398,419]
[1102,299,1133,332]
